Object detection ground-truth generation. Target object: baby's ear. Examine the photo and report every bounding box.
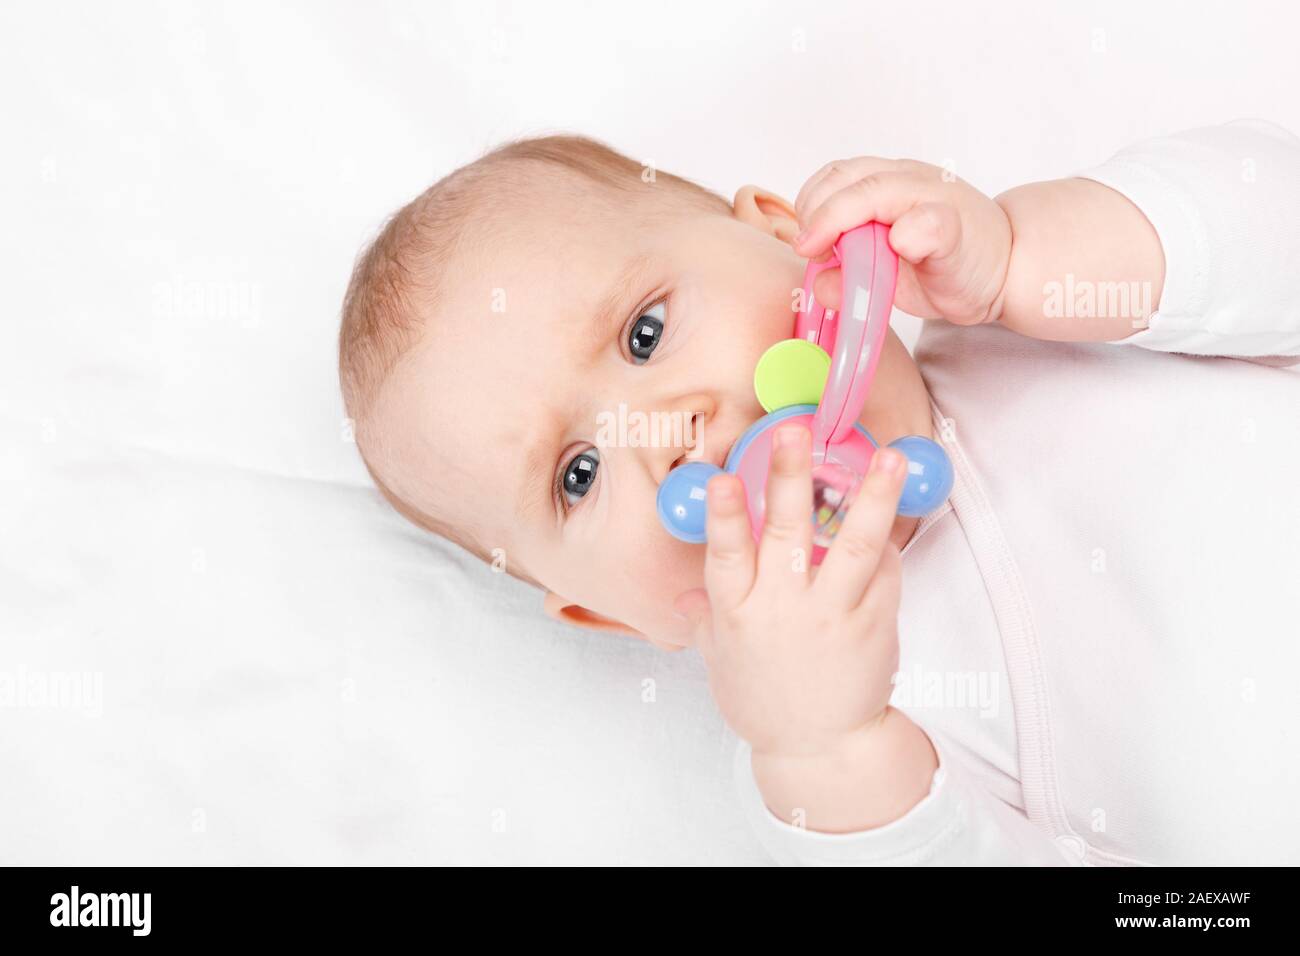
[541,591,684,652]
[733,185,801,245]
[543,591,640,636]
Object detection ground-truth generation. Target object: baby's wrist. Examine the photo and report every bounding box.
[986,191,1020,327]
[750,708,937,834]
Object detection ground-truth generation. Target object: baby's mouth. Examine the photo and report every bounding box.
[682,427,739,473]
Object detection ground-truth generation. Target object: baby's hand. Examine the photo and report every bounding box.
[676,422,907,764]
[793,157,1012,327]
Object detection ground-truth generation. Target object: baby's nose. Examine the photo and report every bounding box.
[649,411,708,483]
[606,391,717,482]
[634,398,717,476]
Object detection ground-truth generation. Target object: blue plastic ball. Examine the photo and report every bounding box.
[888,435,954,517]
[656,461,724,543]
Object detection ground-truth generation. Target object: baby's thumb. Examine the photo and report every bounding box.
[811,267,843,311]
[888,202,961,265]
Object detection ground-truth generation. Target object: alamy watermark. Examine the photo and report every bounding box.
[1043,274,1153,327]
[891,666,1000,718]
[594,402,703,458]
[50,886,150,936]
[152,277,263,329]
[0,667,103,717]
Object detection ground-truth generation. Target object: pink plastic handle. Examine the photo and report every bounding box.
[806,223,898,454]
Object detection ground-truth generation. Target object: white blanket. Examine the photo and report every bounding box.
[3,0,1297,864]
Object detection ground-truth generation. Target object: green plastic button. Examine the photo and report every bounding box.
[753,338,831,412]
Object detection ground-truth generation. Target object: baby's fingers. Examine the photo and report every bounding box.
[704,473,756,615]
[812,266,843,311]
[795,157,902,227]
[756,424,815,584]
[814,447,907,610]
[811,202,960,320]
[794,170,933,260]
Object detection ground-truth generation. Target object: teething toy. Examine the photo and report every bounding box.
[656,222,953,564]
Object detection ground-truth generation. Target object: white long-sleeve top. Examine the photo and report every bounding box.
[735,120,1300,865]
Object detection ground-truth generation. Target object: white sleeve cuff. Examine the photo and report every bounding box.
[1075,119,1300,357]
[733,736,1079,866]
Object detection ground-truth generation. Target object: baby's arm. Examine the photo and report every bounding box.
[796,121,1300,358]
[682,425,1080,865]
[994,177,1165,343]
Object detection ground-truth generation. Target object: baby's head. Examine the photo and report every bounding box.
[339,135,824,648]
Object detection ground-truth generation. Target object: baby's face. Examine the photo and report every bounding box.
[377,183,824,647]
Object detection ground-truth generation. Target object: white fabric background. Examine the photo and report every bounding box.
[3,0,1298,864]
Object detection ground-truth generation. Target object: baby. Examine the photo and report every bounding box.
[340,124,1300,864]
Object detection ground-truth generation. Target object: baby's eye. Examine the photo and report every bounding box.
[628,301,666,364]
[561,449,599,506]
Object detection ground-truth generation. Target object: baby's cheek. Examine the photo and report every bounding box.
[592,522,697,613]
[638,535,706,606]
